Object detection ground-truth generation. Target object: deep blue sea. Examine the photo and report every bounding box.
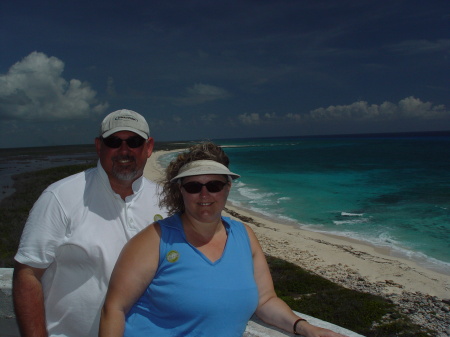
[159,132,450,274]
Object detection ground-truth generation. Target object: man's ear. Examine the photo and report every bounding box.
[95,137,102,156]
[146,138,155,158]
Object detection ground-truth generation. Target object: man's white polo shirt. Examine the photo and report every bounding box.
[15,161,166,337]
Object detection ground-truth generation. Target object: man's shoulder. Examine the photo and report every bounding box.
[45,167,97,192]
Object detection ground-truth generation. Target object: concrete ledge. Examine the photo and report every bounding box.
[0,268,364,336]
[0,269,13,314]
[245,313,363,336]
[0,269,18,337]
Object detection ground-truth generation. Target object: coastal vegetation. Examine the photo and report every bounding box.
[0,143,437,336]
[267,256,434,336]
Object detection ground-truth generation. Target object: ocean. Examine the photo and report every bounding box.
[159,132,450,275]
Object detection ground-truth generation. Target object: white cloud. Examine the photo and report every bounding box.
[238,112,260,125]
[200,113,218,124]
[173,83,231,106]
[106,76,116,97]
[172,115,182,123]
[0,51,108,120]
[397,96,446,118]
[263,112,277,119]
[387,39,450,55]
[240,97,448,127]
[286,113,302,121]
[305,97,448,121]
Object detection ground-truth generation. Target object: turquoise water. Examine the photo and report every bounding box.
[158,132,450,274]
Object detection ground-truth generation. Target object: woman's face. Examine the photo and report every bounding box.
[180,174,230,223]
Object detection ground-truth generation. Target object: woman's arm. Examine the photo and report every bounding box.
[245,224,348,337]
[99,223,161,337]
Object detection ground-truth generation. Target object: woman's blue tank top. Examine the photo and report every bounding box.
[124,213,259,337]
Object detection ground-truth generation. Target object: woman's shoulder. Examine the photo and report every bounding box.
[222,216,254,235]
[222,215,242,227]
[157,213,183,229]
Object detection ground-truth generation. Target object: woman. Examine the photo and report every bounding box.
[99,142,348,337]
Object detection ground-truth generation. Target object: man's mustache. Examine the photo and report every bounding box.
[112,155,136,163]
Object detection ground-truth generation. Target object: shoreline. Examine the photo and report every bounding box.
[226,197,450,275]
[146,150,450,298]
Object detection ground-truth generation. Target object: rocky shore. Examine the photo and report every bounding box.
[291,252,450,335]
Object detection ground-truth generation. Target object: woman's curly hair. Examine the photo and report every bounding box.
[158,141,231,216]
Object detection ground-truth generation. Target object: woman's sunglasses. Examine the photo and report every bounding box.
[182,180,228,194]
[101,136,146,148]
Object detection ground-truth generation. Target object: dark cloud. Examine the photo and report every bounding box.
[1,1,449,147]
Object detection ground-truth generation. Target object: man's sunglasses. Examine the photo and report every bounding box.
[101,136,146,148]
[182,180,228,194]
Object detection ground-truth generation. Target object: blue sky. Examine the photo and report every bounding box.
[1,0,449,148]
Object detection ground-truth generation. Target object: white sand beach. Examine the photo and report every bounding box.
[145,150,450,298]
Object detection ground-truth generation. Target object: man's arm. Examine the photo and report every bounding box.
[13,262,48,337]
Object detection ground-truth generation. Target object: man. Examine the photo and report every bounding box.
[13,109,166,337]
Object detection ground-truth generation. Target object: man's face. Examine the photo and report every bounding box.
[95,130,154,184]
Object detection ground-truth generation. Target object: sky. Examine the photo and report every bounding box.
[0,0,449,148]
